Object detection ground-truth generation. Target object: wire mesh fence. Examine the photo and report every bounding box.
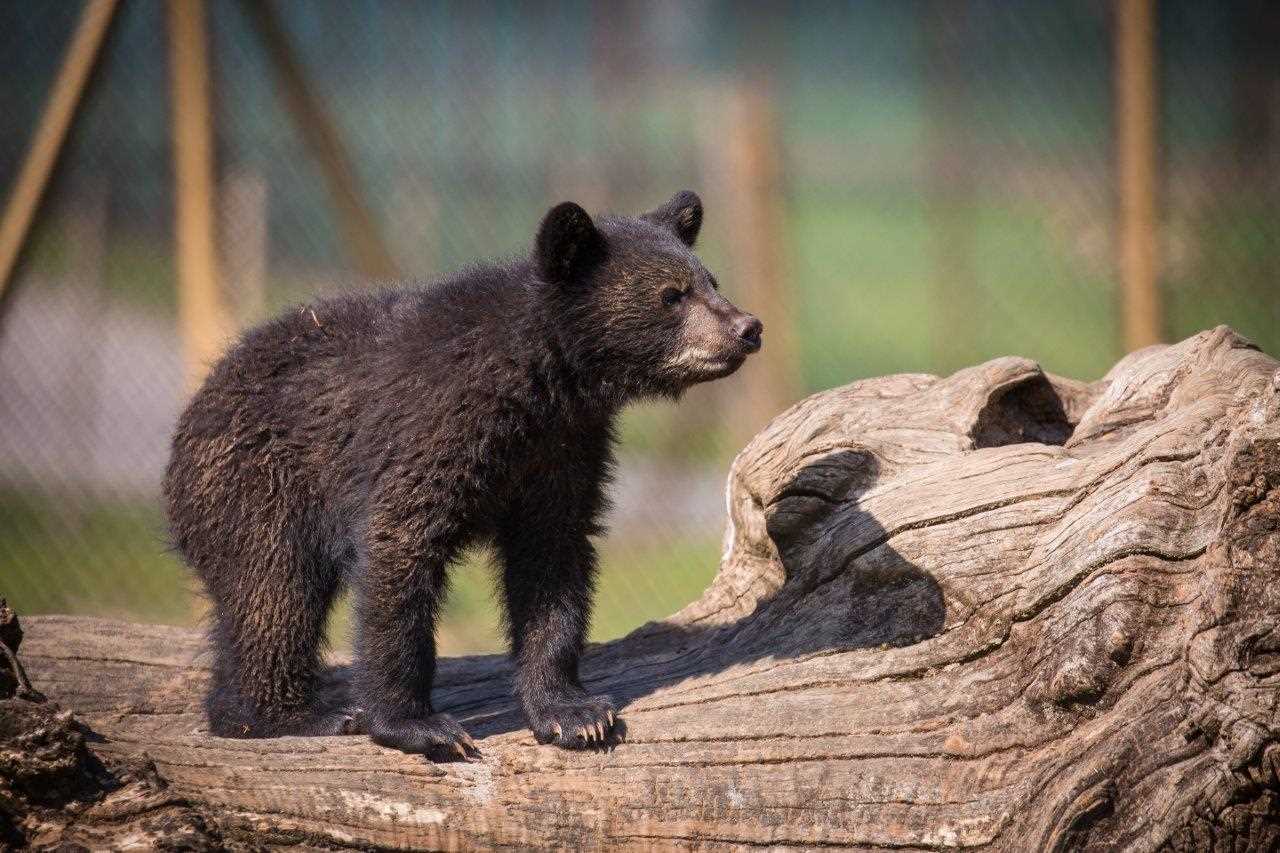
[1,0,1276,654]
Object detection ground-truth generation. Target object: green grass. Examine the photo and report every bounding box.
[1165,196,1280,355]
[0,488,721,656]
[0,488,194,625]
[787,192,1119,389]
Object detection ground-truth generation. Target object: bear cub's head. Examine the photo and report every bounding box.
[534,191,762,399]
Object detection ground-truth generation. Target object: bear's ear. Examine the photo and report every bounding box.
[535,202,606,285]
[641,190,703,247]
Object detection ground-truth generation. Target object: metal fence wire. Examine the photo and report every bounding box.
[1,0,1276,654]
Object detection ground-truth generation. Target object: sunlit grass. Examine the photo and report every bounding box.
[1,489,720,656]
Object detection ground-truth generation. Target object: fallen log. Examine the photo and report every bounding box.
[8,326,1280,850]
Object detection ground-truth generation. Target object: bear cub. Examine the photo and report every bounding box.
[164,191,762,759]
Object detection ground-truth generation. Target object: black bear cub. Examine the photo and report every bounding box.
[165,192,762,759]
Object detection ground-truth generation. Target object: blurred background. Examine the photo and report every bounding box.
[1,0,1276,654]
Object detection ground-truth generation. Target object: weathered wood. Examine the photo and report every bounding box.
[9,326,1280,850]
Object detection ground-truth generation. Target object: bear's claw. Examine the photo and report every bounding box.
[369,712,481,762]
[530,694,620,750]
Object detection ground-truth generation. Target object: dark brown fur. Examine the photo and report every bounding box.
[164,192,762,759]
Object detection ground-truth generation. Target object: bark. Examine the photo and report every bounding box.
[7,326,1280,850]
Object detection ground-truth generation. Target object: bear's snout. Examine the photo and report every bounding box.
[733,315,763,353]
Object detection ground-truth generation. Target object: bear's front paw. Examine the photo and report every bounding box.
[293,704,367,736]
[528,693,620,750]
[324,704,368,736]
[368,712,480,761]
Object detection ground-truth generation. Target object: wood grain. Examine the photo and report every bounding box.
[12,326,1280,850]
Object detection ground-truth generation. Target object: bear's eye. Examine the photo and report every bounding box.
[660,287,686,307]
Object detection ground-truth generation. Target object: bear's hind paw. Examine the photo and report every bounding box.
[309,704,367,736]
[368,712,481,761]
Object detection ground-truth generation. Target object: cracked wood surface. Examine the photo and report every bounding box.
[18,326,1280,850]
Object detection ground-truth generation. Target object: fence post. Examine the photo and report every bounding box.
[924,1,976,372]
[390,181,438,281]
[169,0,229,391]
[1116,0,1161,351]
[0,0,118,316]
[714,80,801,444]
[241,0,399,283]
[220,166,268,327]
[67,182,109,495]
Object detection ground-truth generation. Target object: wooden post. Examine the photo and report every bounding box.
[66,182,109,493]
[924,0,976,372]
[240,0,399,283]
[220,166,268,327]
[169,0,228,391]
[714,80,801,443]
[0,0,118,310]
[390,180,438,280]
[1116,0,1161,350]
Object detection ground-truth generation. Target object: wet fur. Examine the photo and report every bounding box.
[164,192,760,758]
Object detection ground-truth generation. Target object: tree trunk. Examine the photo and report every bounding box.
[7,326,1280,850]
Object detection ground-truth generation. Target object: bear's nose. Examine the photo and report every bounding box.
[734,315,763,352]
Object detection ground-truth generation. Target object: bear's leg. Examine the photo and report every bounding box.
[353,510,479,761]
[202,518,350,739]
[498,466,619,749]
